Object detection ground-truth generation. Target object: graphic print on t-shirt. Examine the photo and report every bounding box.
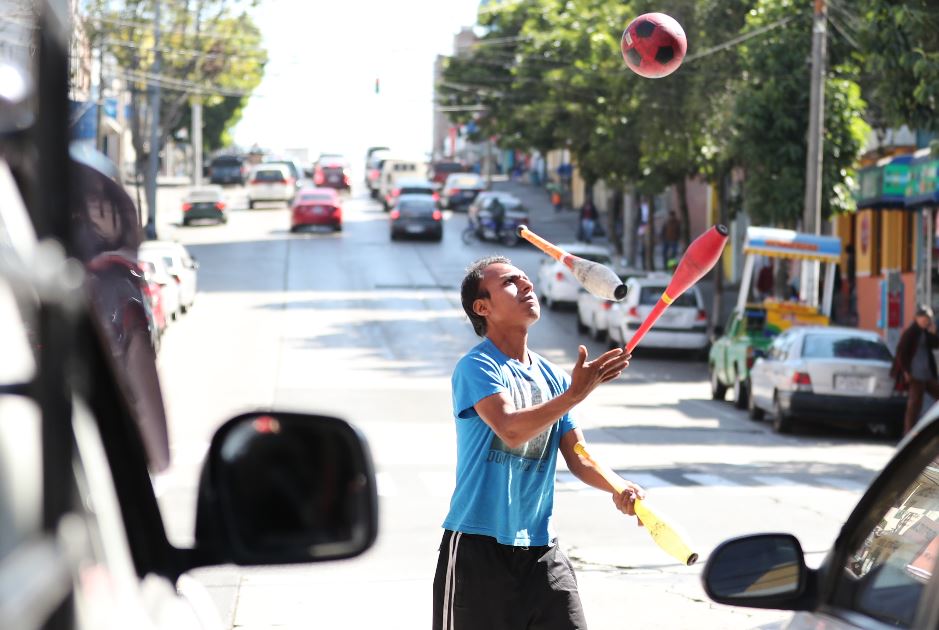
[488,369,551,464]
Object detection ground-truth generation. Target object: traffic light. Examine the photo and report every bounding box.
[374,77,380,94]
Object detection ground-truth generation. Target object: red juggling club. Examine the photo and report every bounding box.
[626,224,729,354]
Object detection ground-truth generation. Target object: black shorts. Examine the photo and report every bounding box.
[432,530,587,630]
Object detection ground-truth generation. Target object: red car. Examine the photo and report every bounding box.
[313,159,351,190]
[291,187,343,232]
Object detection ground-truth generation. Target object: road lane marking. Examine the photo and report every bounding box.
[753,475,804,487]
[683,473,743,487]
[818,477,867,492]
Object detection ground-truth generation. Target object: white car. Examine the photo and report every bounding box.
[247,163,295,208]
[607,274,708,353]
[536,243,614,309]
[139,240,198,314]
[138,253,181,321]
[748,325,907,435]
[575,269,645,341]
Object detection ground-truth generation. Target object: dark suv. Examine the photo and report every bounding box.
[208,155,247,185]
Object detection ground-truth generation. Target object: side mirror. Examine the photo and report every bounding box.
[192,412,378,568]
[702,534,808,610]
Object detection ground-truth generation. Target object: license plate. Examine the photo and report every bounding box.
[313,206,325,215]
[329,175,339,183]
[835,375,869,393]
[406,225,425,234]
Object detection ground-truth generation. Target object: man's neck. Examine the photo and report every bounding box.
[486,330,530,365]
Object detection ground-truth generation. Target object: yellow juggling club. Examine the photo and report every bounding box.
[573,442,699,566]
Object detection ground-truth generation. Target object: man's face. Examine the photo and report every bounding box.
[916,314,932,329]
[474,263,540,331]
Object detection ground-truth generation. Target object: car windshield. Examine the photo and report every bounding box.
[253,170,285,182]
[399,200,435,213]
[638,286,697,307]
[802,334,893,361]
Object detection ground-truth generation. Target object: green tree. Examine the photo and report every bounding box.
[82,0,267,213]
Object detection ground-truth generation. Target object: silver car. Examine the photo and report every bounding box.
[748,326,906,435]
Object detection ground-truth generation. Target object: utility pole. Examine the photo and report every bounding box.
[801,0,828,306]
[192,99,202,186]
[144,0,162,240]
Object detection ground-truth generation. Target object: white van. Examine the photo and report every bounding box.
[378,158,428,209]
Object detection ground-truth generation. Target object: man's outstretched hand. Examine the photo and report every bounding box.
[568,345,630,403]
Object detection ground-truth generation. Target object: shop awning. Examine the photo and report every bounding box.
[743,227,841,263]
[905,148,939,208]
[856,154,912,210]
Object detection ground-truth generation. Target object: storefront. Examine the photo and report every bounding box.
[905,148,939,314]
[836,154,915,347]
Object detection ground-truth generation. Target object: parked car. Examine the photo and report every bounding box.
[181,185,228,225]
[208,154,247,185]
[747,326,907,435]
[247,163,295,209]
[137,251,181,321]
[364,145,390,182]
[291,187,343,232]
[365,150,392,198]
[140,259,168,341]
[710,301,830,410]
[607,274,708,353]
[139,240,198,314]
[702,404,939,629]
[389,194,443,241]
[536,243,613,309]
[429,160,469,185]
[440,172,486,211]
[385,177,438,210]
[576,269,645,342]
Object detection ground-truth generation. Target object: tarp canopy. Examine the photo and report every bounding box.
[744,226,842,263]
[906,148,939,208]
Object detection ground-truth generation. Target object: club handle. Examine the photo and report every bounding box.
[517,224,569,263]
[625,299,669,354]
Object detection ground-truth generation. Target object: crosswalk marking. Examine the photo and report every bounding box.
[684,473,744,487]
[818,476,868,492]
[372,470,873,498]
[753,475,804,487]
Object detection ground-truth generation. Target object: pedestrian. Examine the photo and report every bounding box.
[551,189,562,212]
[433,256,644,630]
[661,211,680,268]
[579,197,597,243]
[892,305,939,436]
[755,260,774,301]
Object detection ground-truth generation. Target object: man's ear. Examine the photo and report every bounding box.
[473,298,489,318]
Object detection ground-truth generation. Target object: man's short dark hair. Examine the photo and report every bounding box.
[461,255,511,337]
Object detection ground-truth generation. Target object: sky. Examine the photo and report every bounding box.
[233,0,482,164]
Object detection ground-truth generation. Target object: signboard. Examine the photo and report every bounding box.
[906,157,939,207]
[743,226,841,263]
[857,155,912,209]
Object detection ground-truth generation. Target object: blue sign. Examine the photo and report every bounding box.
[69,100,97,141]
[744,226,842,262]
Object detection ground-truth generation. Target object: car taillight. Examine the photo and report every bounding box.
[390,210,400,219]
[215,201,226,210]
[792,372,812,391]
[392,189,401,197]
[602,302,613,311]
[331,205,340,214]
[432,210,442,221]
[628,306,638,317]
[369,168,379,180]
[182,202,192,212]
[695,309,707,321]
[343,174,350,184]
[432,192,440,201]
[555,271,565,281]
[250,179,259,185]
[447,188,457,196]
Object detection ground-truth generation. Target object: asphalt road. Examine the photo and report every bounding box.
[150,182,899,630]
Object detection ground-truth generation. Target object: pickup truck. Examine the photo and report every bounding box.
[708,305,779,409]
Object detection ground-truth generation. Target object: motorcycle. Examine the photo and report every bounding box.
[461,208,528,247]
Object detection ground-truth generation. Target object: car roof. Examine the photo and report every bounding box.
[784,325,884,339]
[251,163,289,173]
[396,178,434,187]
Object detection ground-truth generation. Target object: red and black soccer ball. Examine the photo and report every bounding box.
[621,12,687,79]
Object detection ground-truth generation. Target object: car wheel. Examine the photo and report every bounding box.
[747,389,765,421]
[772,394,794,434]
[433,232,443,242]
[733,376,749,410]
[709,366,727,401]
[390,231,399,241]
[334,224,342,232]
[182,218,190,226]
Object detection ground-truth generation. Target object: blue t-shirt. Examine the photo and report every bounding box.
[442,338,576,546]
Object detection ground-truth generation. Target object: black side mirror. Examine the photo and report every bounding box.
[192,412,378,568]
[702,533,808,610]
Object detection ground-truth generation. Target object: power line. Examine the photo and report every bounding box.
[684,14,804,64]
[101,36,267,62]
[85,13,260,43]
[109,66,253,97]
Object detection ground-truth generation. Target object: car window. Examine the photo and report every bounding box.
[253,169,286,182]
[398,200,435,213]
[801,334,893,362]
[832,458,939,627]
[300,193,333,202]
[638,286,697,307]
